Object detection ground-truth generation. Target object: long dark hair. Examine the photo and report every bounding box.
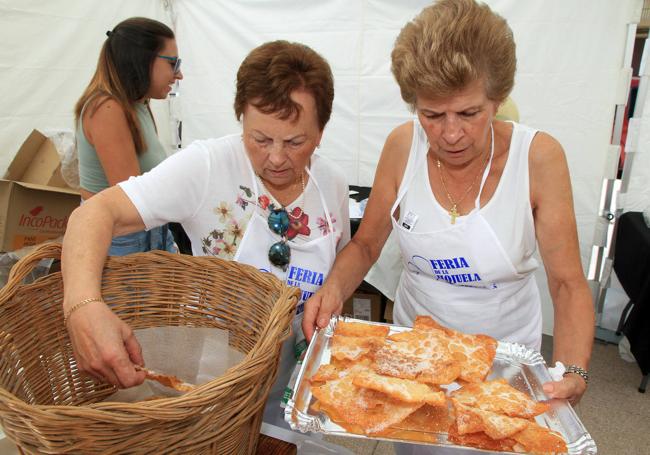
[74,17,174,154]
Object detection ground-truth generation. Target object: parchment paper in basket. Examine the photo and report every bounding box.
[105,326,245,402]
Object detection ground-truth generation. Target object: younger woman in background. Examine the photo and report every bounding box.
[75,17,182,254]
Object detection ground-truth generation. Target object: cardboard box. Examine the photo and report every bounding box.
[4,130,70,189]
[342,292,382,322]
[0,180,80,252]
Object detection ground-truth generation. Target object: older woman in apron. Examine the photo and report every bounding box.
[60,40,350,432]
[303,0,594,452]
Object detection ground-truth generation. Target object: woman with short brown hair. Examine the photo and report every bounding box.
[63,40,350,427]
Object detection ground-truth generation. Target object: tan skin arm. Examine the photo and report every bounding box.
[529,132,595,405]
[302,122,412,341]
[62,186,148,387]
[81,98,142,198]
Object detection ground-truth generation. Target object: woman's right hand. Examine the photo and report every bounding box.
[302,286,344,342]
[66,300,146,388]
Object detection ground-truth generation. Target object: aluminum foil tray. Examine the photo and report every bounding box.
[285,316,597,454]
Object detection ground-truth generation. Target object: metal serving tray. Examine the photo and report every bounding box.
[285,316,597,454]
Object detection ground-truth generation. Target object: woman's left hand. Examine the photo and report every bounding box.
[542,374,587,406]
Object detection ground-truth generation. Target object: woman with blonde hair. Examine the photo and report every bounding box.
[304,2,593,451]
[75,17,183,255]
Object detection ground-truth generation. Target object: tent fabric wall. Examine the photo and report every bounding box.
[173,0,638,334]
[0,1,642,335]
[0,0,173,173]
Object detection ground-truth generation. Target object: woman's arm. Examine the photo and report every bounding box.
[529,132,595,404]
[302,122,412,340]
[62,186,148,388]
[83,98,142,187]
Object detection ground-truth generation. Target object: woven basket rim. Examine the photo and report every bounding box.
[0,243,300,417]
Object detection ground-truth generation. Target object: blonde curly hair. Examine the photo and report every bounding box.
[391,0,516,109]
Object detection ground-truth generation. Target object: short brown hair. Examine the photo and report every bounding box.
[391,0,516,108]
[234,41,334,130]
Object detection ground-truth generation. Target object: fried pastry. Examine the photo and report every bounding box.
[448,422,517,453]
[374,330,461,384]
[310,363,345,383]
[413,315,453,335]
[331,334,384,362]
[311,365,423,435]
[307,318,565,453]
[451,378,549,418]
[511,424,568,454]
[352,370,446,406]
[452,399,530,439]
[334,320,390,338]
[392,404,452,434]
[414,316,496,383]
[138,367,194,393]
[448,419,567,454]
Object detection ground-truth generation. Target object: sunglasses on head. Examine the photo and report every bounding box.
[267,208,291,271]
[157,54,182,74]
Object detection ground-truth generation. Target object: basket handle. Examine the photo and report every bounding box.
[3,242,62,294]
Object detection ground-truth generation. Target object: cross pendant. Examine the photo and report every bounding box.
[449,205,459,224]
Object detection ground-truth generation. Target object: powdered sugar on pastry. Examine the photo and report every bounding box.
[331,335,384,362]
[451,378,549,418]
[374,330,461,384]
[352,369,446,406]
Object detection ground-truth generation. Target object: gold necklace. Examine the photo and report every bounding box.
[435,140,491,225]
[257,171,306,219]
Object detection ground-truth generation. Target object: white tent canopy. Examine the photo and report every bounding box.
[0,0,644,335]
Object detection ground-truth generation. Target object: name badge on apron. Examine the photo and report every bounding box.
[401,211,419,231]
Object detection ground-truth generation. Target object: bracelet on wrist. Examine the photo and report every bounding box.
[64,297,104,326]
[563,364,589,384]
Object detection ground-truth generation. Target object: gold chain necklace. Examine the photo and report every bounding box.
[435,136,491,225]
[257,171,306,220]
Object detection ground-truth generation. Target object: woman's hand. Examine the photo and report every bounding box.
[302,286,344,342]
[542,374,587,406]
[66,300,146,388]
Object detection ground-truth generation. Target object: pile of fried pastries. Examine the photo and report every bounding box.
[309,316,567,454]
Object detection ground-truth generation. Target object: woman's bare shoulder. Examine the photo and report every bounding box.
[82,95,131,144]
[380,121,414,171]
[529,130,565,165]
[84,95,126,122]
[528,130,570,209]
[372,120,415,198]
[385,121,414,153]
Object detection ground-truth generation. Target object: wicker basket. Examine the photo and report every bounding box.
[0,243,299,454]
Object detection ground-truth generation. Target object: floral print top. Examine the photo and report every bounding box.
[119,134,351,260]
[200,180,346,259]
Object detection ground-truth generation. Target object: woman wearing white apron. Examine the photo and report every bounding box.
[60,41,350,395]
[304,1,594,450]
[235,165,338,428]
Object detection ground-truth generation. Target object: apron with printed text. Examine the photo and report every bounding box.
[234,162,336,428]
[391,125,542,455]
[392,124,542,350]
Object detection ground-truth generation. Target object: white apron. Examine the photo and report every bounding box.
[234,161,336,429]
[392,124,541,350]
[392,125,541,455]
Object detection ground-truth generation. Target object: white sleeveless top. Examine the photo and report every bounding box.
[391,120,543,350]
[400,120,539,276]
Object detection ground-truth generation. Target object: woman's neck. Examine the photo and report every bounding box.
[258,172,306,208]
